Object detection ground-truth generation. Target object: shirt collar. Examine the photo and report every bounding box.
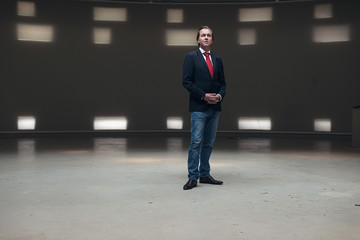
[199,47,211,54]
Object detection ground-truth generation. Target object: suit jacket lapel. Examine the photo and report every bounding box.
[197,50,208,73]
[210,53,216,77]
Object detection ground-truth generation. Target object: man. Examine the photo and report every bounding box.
[182,26,226,190]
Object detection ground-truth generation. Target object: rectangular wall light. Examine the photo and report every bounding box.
[313,25,350,43]
[93,28,111,44]
[94,7,127,21]
[314,4,332,19]
[238,117,271,130]
[167,117,183,130]
[238,28,257,45]
[166,29,197,46]
[17,1,36,17]
[17,24,54,42]
[167,9,183,23]
[94,117,127,130]
[18,116,36,130]
[314,119,331,132]
[239,7,273,22]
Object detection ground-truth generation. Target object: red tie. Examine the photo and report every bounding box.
[203,52,213,78]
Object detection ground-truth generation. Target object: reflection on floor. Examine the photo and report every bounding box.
[0,135,359,240]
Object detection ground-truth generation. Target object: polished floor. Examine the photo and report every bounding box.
[0,135,359,240]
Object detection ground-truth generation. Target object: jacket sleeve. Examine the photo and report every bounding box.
[217,58,226,100]
[182,53,206,100]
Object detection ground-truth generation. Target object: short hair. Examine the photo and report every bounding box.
[196,26,214,46]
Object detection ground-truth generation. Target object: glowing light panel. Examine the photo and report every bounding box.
[17,24,54,42]
[93,28,111,44]
[167,117,183,129]
[238,28,256,45]
[94,117,127,130]
[238,117,271,130]
[313,25,350,43]
[314,4,332,19]
[239,7,273,22]
[18,116,36,130]
[166,29,197,46]
[17,1,35,17]
[167,9,183,23]
[94,7,127,21]
[314,119,331,132]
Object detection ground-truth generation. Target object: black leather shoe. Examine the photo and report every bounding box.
[200,176,223,185]
[183,179,197,190]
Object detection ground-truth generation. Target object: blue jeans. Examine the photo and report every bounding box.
[187,109,219,180]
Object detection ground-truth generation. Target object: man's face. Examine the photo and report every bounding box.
[197,28,213,49]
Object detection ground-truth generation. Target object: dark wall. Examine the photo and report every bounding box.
[0,0,359,133]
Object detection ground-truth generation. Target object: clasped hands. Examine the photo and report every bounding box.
[204,93,220,104]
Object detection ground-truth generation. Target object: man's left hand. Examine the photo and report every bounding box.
[205,93,220,104]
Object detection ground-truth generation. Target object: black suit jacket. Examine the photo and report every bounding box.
[183,49,226,112]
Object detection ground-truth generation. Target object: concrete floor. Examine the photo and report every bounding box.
[0,135,359,240]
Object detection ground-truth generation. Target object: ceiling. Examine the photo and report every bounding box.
[84,0,321,3]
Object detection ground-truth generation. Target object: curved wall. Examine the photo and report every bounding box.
[0,0,359,133]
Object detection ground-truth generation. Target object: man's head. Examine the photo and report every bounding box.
[197,26,213,50]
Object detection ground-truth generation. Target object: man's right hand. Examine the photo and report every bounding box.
[204,93,220,104]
